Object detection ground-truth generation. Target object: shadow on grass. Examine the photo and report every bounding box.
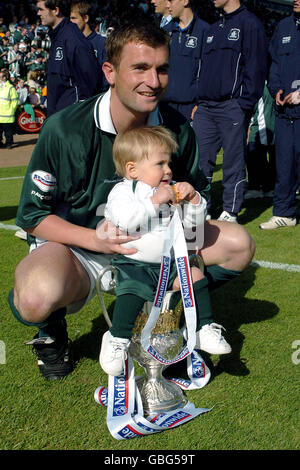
[209,180,274,222]
[72,298,116,363]
[72,265,279,384]
[0,206,18,221]
[239,198,273,224]
[210,264,279,379]
[165,264,278,383]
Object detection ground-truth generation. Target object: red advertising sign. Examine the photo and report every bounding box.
[17,109,46,133]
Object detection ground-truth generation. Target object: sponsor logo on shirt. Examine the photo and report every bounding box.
[282,36,291,44]
[185,36,197,48]
[55,47,63,61]
[206,36,214,44]
[31,170,56,192]
[228,28,240,41]
[31,190,52,201]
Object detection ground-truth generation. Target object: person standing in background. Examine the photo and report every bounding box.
[244,84,276,201]
[161,0,209,122]
[70,0,108,92]
[192,0,267,223]
[260,1,300,230]
[151,0,172,27]
[0,69,18,149]
[36,0,101,117]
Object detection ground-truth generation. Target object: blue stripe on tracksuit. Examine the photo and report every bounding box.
[193,5,267,214]
[193,99,249,214]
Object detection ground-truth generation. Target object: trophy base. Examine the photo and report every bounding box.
[135,375,188,417]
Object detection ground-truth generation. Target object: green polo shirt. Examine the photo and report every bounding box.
[16,90,209,244]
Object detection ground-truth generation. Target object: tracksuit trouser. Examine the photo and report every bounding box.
[193,99,249,215]
[0,123,14,146]
[273,116,300,218]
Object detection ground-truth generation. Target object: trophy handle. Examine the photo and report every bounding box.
[96,265,118,328]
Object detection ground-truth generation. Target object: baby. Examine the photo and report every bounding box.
[100,126,231,376]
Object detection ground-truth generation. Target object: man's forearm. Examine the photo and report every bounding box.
[25,214,139,256]
[26,214,99,251]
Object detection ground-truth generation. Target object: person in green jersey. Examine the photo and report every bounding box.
[9,17,255,381]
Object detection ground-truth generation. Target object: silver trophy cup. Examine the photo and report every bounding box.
[129,292,187,417]
[96,255,203,417]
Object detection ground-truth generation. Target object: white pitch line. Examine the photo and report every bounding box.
[0,221,300,274]
[0,222,19,231]
[251,259,300,273]
[0,176,24,181]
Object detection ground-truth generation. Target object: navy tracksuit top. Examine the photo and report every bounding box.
[162,14,209,104]
[197,5,267,112]
[47,18,101,117]
[268,14,300,120]
[87,31,108,92]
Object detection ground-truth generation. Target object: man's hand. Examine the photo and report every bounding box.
[276,89,284,106]
[283,91,300,106]
[191,105,198,120]
[95,220,139,255]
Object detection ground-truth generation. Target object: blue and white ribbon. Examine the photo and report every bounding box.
[94,208,212,439]
[141,208,197,365]
[95,356,212,440]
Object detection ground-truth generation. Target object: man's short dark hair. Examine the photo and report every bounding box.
[42,0,71,17]
[105,19,170,69]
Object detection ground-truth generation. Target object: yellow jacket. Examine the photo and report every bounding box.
[0,80,18,123]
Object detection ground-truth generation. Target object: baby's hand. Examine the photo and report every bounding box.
[175,182,200,204]
[151,184,176,205]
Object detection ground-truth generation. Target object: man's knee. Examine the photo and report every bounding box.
[202,220,255,271]
[13,283,54,324]
[229,224,255,268]
[236,224,255,254]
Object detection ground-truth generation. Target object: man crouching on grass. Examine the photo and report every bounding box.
[9,16,255,380]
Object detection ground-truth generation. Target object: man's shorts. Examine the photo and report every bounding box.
[30,239,113,314]
[111,254,178,301]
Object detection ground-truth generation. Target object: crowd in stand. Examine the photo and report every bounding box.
[0,9,49,115]
[0,0,293,143]
[0,1,292,84]
[243,0,291,38]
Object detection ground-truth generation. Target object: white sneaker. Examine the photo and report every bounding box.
[15,228,27,240]
[196,323,232,355]
[259,216,296,230]
[218,211,237,223]
[244,189,264,199]
[99,330,130,376]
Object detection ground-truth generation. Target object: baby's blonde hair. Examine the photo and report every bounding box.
[113,126,178,177]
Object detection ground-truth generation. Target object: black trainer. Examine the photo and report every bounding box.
[26,321,74,380]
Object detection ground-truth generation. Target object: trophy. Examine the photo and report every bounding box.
[96,255,203,418]
[129,291,187,417]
